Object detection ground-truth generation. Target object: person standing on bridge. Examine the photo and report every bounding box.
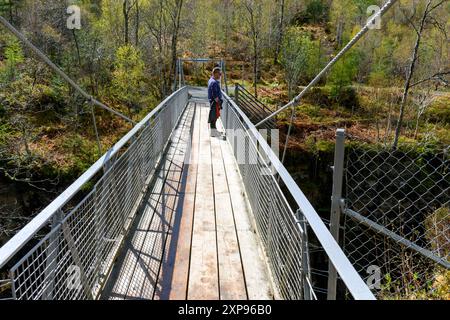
[208,67,223,131]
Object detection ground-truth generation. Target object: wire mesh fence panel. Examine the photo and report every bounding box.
[1,88,189,300]
[221,97,309,300]
[342,141,449,300]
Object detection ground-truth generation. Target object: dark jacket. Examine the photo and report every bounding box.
[208,77,223,104]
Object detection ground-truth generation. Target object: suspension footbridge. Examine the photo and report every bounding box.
[0,84,375,300]
[1,0,448,301]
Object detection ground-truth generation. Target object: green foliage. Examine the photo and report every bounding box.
[426,96,450,124]
[0,0,22,15]
[61,133,100,176]
[111,45,145,116]
[368,35,400,86]
[328,51,360,88]
[294,0,329,25]
[327,50,361,104]
[281,28,322,98]
[303,87,332,107]
[334,86,359,109]
[0,121,13,145]
[305,136,335,155]
[0,36,24,81]
[381,268,450,300]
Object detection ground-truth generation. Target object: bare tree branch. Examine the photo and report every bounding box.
[410,71,450,88]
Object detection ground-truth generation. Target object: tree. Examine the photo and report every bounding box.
[242,0,264,98]
[273,0,286,65]
[393,0,448,149]
[330,0,371,48]
[303,0,328,24]
[169,0,184,92]
[412,90,436,140]
[0,0,23,23]
[123,0,138,45]
[280,28,318,99]
[134,0,140,46]
[112,45,145,117]
[0,36,24,81]
[221,0,233,56]
[327,50,360,99]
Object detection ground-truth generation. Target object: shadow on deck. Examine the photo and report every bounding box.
[101,94,274,300]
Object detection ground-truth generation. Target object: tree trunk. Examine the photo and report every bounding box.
[248,4,259,99]
[158,0,166,97]
[384,101,393,146]
[123,0,129,45]
[392,0,433,149]
[135,0,140,46]
[273,0,285,65]
[170,0,184,92]
[253,38,258,98]
[9,0,13,22]
[224,0,230,55]
[336,17,344,48]
[72,30,81,67]
[20,126,31,158]
[414,114,421,140]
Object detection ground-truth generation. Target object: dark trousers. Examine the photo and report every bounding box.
[208,101,220,129]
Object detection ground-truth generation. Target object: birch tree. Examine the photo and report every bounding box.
[393,0,449,149]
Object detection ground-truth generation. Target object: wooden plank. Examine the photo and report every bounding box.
[102,106,193,300]
[103,95,274,301]
[151,104,197,299]
[103,166,167,300]
[117,130,183,299]
[216,120,274,300]
[128,105,194,299]
[210,129,247,300]
[161,103,200,300]
[187,105,219,300]
[133,187,180,299]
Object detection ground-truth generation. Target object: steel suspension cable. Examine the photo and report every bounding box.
[0,15,136,125]
[90,101,103,155]
[255,0,399,128]
[280,107,296,166]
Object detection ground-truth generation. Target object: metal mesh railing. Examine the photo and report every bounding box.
[341,141,449,300]
[0,88,189,300]
[222,95,375,300]
[234,84,276,129]
[221,97,311,300]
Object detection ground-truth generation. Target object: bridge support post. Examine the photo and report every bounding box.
[327,129,346,300]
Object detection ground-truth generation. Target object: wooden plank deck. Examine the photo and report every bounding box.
[102,98,273,300]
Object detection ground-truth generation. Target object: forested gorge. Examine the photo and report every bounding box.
[0,0,449,272]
